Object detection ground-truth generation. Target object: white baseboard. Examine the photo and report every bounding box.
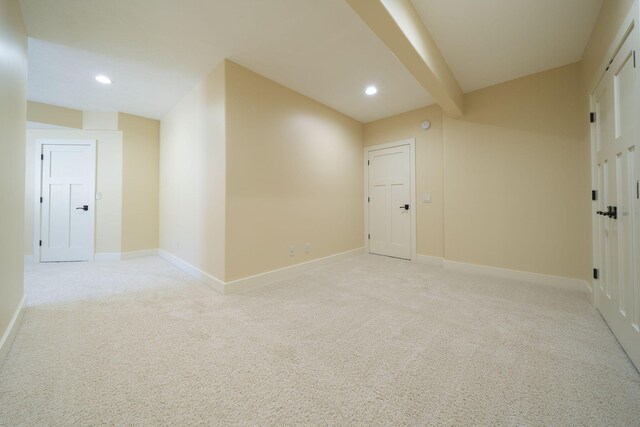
[583,281,594,304]
[158,247,588,296]
[224,248,365,294]
[25,251,158,263]
[121,249,158,260]
[442,259,588,294]
[410,253,589,294]
[94,252,122,261]
[159,247,365,295]
[415,254,444,267]
[0,296,25,366]
[158,250,225,294]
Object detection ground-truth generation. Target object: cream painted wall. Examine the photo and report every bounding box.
[0,0,27,348]
[444,63,591,281]
[119,113,160,253]
[27,101,83,129]
[159,61,226,280]
[364,104,444,258]
[363,63,591,282]
[84,112,118,130]
[581,0,635,88]
[25,129,124,256]
[24,102,160,257]
[224,61,363,281]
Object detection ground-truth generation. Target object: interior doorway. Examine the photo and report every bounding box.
[590,3,640,371]
[364,139,416,260]
[35,140,96,262]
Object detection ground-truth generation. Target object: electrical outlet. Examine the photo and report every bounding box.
[289,246,295,257]
[305,243,311,253]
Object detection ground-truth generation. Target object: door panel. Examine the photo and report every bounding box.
[597,161,608,297]
[632,146,640,332]
[371,184,390,246]
[593,27,640,370]
[48,184,71,249]
[41,143,95,262]
[618,149,633,319]
[391,183,409,249]
[615,50,636,139]
[368,145,411,260]
[595,77,612,155]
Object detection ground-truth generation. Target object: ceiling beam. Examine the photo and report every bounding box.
[346,0,464,118]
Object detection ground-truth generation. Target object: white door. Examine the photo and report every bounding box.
[368,144,411,259]
[593,26,640,370]
[40,143,96,262]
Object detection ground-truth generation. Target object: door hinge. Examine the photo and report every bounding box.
[591,190,597,201]
[590,112,596,123]
[634,50,636,68]
[637,180,639,199]
[40,154,44,160]
[606,58,613,71]
[593,268,599,280]
[368,234,370,240]
[367,160,370,166]
[39,240,42,247]
[368,197,370,203]
[40,196,43,203]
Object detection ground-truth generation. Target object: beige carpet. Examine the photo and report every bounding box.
[1,255,639,426]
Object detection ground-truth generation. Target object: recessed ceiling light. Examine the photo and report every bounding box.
[95,75,112,85]
[365,85,378,96]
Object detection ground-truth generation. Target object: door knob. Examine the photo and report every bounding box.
[399,204,410,210]
[599,206,618,219]
[76,205,89,211]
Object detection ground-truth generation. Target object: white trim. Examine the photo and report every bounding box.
[413,255,589,294]
[37,250,158,262]
[225,248,365,294]
[120,249,158,260]
[0,296,25,366]
[442,260,589,294]
[159,245,590,297]
[158,250,225,294]
[588,0,639,93]
[588,0,640,308]
[158,248,364,295]
[364,139,417,261]
[415,254,444,267]
[34,139,97,262]
[583,282,594,305]
[94,252,122,261]
[589,70,599,308]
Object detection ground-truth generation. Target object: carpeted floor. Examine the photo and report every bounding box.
[1,254,639,425]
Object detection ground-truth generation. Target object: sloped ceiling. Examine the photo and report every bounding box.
[21,0,603,122]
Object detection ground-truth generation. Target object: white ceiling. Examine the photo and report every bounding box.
[20,0,433,123]
[410,0,603,93]
[20,0,603,123]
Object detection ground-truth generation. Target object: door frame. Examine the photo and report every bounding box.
[588,0,639,304]
[364,139,417,261]
[34,139,97,262]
